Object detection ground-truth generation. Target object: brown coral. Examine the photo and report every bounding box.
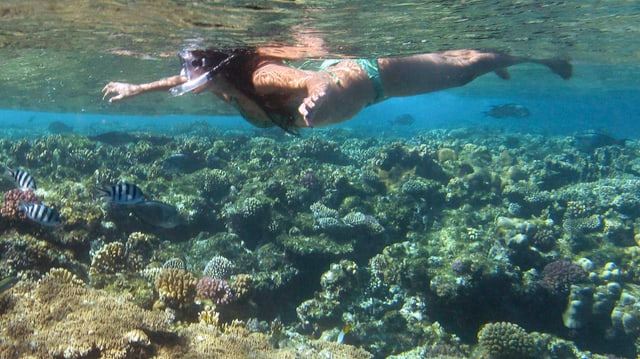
[155,268,197,309]
[230,273,253,301]
[198,305,220,327]
[124,232,157,271]
[1,188,41,221]
[45,267,84,286]
[89,241,126,275]
[0,277,171,359]
[160,322,372,359]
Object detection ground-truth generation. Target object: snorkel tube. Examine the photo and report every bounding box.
[169,52,240,97]
[170,72,211,97]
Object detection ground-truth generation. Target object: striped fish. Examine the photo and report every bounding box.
[19,201,62,227]
[97,182,146,205]
[0,276,17,294]
[5,167,36,191]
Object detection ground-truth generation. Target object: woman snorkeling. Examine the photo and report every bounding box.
[102,48,571,133]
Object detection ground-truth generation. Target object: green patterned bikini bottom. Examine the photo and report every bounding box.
[315,59,386,105]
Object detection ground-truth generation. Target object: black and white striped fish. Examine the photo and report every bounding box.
[97,183,146,205]
[5,167,36,191]
[19,201,62,227]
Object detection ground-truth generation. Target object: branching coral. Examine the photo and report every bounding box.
[163,321,372,359]
[198,305,220,327]
[0,274,171,359]
[477,321,535,359]
[196,276,235,305]
[541,259,588,295]
[1,188,41,221]
[155,268,197,309]
[202,168,231,200]
[230,274,253,301]
[45,267,84,286]
[90,241,126,275]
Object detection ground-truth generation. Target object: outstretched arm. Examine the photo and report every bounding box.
[252,62,326,127]
[102,75,187,103]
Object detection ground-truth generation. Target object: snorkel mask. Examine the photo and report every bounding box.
[170,50,239,97]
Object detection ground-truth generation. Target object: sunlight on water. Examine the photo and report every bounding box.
[1,2,640,358]
[0,0,638,115]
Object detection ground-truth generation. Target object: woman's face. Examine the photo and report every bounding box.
[177,51,215,94]
[179,51,208,79]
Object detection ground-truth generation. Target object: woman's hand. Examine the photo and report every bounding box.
[102,82,142,103]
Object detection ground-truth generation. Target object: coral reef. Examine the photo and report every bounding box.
[0,274,171,359]
[541,259,589,295]
[198,305,220,327]
[155,268,197,309]
[0,188,42,230]
[229,273,253,301]
[476,322,536,359]
[0,275,371,359]
[195,276,235,305]
[202,255,234,279]
[610,285,640,336]
[1,124,639,358]
[90,241,126,275]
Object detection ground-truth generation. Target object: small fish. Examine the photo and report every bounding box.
[47,121,74,134]
[0,276,17,294]
[132,200,181,228]
[389,114,415,127]
[336,324,352,344]
[162,153,205,174]
[97,183,146,205]
[573,131,628,152]
[19,201,62,227]
[483,103,530,119]
[5,167,37,191]
[88,131,138,146]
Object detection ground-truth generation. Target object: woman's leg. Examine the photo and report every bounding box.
[378,49,571,98]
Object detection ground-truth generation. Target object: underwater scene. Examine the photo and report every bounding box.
[1,1,640,358]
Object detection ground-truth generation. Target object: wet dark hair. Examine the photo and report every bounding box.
[185,48,299,133]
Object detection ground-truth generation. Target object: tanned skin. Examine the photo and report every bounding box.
[103,49,571,129]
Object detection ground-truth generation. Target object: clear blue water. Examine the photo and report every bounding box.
[2,1,640,358]
[4,63,637,139]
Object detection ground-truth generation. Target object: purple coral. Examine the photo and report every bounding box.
[1,188,41,221]
[541,259,587,294]
[450,259,469,275]
[196,276,235,305]
[299,171,318,190]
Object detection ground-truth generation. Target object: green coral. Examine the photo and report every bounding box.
[476,322,535,359]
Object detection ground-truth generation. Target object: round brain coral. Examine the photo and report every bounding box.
[155,268,197,309]
[477,321,535,359]
[203,255,234,280]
